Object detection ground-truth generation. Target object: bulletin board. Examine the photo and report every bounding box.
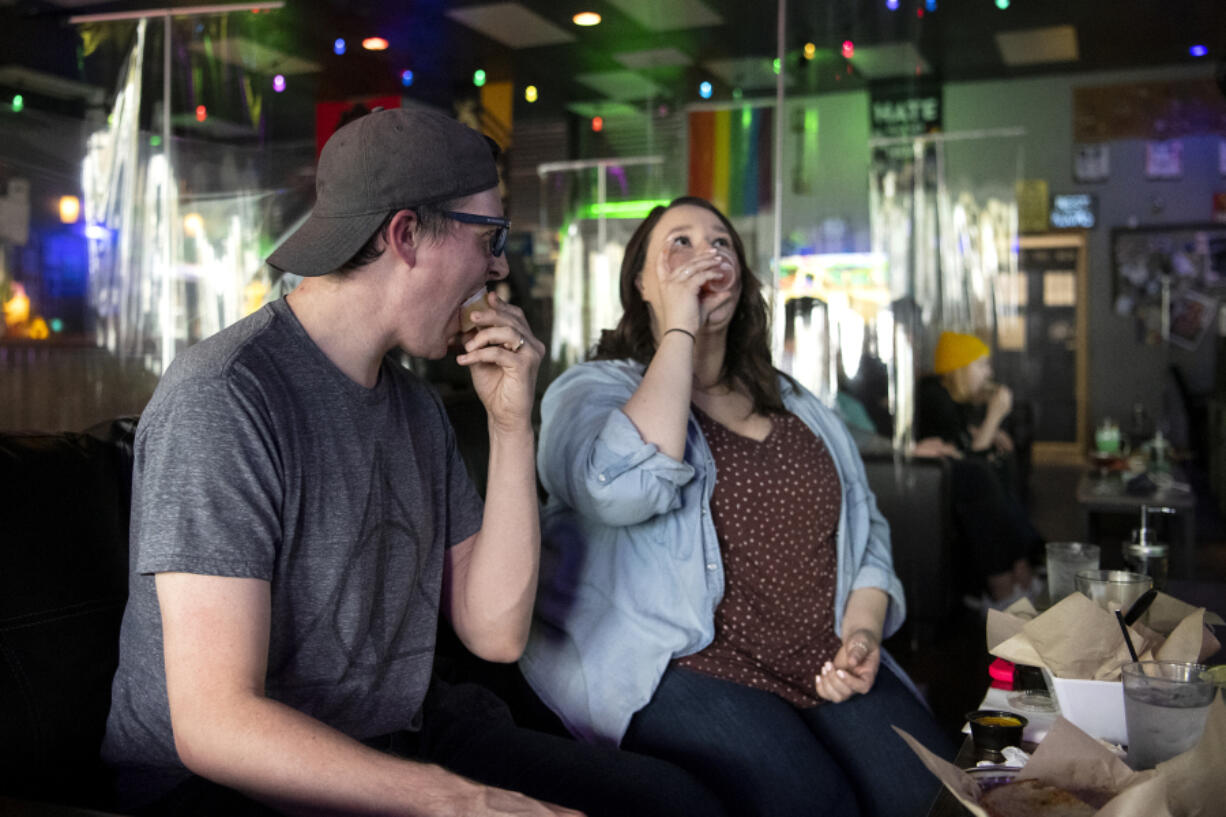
[1111,222,1226,346]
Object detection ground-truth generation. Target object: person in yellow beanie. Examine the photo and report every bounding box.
[917,331,1042,609]
[928,331,1015,454]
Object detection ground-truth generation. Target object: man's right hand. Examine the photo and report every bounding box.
[454,784,585,816]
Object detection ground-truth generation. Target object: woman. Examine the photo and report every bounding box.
[916,331,1043,606]
[521,197,952,817]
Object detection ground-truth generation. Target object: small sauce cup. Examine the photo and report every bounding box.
[966,709,1028,762]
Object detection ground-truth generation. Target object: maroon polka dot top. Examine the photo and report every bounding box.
[673,407,845,709]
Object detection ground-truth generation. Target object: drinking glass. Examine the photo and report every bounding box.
[1046,542,1100,603]
[1122,661,1215,769]
[1074,570,1153,612]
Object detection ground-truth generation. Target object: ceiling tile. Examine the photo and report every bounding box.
[614,48,693,70]
[565,101,645,118]
[0,65,105,103]
[574,70,663,101]
[187,38,320,75]
[604,0,722,32]
[446,2,576,49]
[848,43,931,79]
[703,57,793,90]
[996,25,1080,67]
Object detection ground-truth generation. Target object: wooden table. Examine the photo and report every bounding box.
[1075,470,1196,578]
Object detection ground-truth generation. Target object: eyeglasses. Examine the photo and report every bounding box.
[441,210,510,257]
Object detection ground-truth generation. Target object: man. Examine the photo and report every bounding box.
[102,107,725,817]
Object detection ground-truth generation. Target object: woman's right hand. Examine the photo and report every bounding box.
[986,383,1013,419]
[652,244,735,334]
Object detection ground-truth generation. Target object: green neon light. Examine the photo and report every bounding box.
[772,58,781,75]
[12,95,23,113]
[473,69,487,87]
[579,199,671,219]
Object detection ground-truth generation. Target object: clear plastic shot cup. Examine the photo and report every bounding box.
[667,244,737,294]
[1045,542,1100,603]
[459,288,487,332]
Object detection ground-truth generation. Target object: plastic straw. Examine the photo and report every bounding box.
[1115,609,1140,662]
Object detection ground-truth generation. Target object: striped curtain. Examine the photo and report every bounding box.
[687,107,773,216]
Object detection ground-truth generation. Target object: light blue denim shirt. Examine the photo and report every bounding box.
[521,359,909,746]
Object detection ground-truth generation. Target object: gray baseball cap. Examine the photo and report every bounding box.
[267,106,500,276]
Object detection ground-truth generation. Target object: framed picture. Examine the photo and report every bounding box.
[1169,290,1219,350]
[1073,143,1109,183]
[1112,222,1226,342]
[1145,140,1183,179]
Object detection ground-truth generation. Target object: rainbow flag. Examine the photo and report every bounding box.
[687,107,773,216]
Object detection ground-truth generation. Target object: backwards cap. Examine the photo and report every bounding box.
[267,106,499,276]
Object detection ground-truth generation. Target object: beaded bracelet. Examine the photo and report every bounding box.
[663,327,696,342]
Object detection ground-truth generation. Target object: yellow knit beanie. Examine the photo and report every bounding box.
[933,331,989,375]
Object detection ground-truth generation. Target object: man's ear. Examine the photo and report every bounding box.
[386,209,419,266]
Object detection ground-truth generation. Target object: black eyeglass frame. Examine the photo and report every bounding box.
[440,210,511,257]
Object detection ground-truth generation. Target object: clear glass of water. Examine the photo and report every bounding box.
[1046,542,1101,603]
[1122,661,1216,770]
[1074,569,1152,612]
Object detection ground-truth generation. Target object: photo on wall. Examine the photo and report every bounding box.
[1145,140,1183,179]
[1073,143,1110,183]
[1169,290,1219,350]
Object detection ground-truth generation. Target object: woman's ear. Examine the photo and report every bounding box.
[634,273,645,297]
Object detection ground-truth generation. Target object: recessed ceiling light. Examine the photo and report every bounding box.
[573,12,601,26]
[362,37,389,51]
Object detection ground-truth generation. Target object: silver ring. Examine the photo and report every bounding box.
[513,335,526,352]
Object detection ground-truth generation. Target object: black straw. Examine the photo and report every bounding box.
[1115,609,1140,663]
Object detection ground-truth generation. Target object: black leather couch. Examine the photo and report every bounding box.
[1,418,137,814]
[859,451,957,650]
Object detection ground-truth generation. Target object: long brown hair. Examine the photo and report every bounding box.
[592,196,791,414]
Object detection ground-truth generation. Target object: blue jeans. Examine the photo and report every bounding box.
[623,664,955,817]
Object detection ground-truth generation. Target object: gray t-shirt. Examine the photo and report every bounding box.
[101,297,483,806]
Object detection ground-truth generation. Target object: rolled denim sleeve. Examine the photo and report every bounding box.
[539,363,696,528]
[837,423,907,638]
